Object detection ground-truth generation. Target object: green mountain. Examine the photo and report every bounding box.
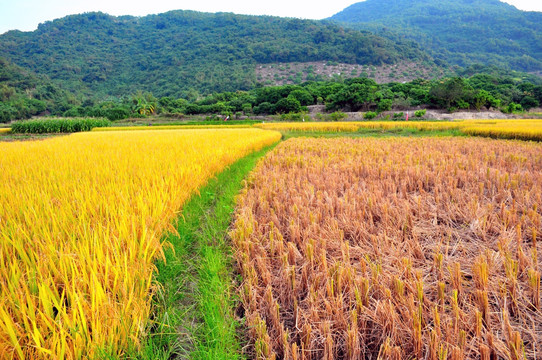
[0,11,432,98]
[330,0,542,72]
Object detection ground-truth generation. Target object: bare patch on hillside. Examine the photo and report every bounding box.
[255,61,449,85]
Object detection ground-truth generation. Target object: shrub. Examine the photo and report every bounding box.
[103,108,131,121]
[363,111,377,120]
[275,97,301,114]
[279,112,310,122]
[253,102,274,115]
[0,104,18,123]
[393,112,404,119]
[330,112,347,121]
[520,96,539,111]
[414,109,427,118]
[242,103,252,115]
[504,102,523,114]
[377,99,392,113]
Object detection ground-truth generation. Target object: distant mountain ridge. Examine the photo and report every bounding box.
[0,10,433,97]
[330,0,542,72]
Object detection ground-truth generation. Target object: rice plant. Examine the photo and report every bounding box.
[0,128,281,358]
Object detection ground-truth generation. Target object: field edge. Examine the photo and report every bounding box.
[135,142,280,360]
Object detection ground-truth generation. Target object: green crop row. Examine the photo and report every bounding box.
[11,118,111,134]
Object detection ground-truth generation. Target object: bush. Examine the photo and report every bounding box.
[393,112,404,119]
[279,112,310,122]
[0,104,18,123]
[363,111,377,120]
[102,108,131,121]
[377,99,392,113]
[330,111,347,121]
[520,96,539,111]
[503,102,523,114]
[242,103,252,115]
[253,102,275,115]
[11,118,111,134]
[414,109,427,118]
[275,96,301,114]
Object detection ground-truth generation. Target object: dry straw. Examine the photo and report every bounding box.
[232,137,542,359]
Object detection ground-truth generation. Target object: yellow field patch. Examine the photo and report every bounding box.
[254,119,542,141]
[0,128,280,358]
[92,124,251,131]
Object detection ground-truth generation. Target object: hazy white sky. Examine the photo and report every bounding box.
[0,0,541,34]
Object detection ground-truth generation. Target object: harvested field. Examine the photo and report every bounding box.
[231,137,542,359]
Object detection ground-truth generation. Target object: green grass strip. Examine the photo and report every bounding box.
[135,143,278,360]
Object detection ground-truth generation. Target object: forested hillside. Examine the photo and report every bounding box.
[0,11,431,98]
[0,58,73,121]
[331,0,542,72]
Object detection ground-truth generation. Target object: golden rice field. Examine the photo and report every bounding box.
[92,124,251,131]
[0,128,280,359]
[254,122,360,133]
[461,120,542,141]
[254,119,542,141]
[0,128,10,134]
[253,120,464,132]
[231,137,542,359]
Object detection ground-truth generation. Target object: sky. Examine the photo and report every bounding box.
[0,0,541,35]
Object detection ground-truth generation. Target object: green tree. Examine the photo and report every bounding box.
[275,96,301,114]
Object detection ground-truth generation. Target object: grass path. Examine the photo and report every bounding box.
[134,129,463,360]
[136,143,278,360]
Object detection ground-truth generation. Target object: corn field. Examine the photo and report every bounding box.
[11,118,111,134]
[231,137,542,359]
[0,128,280,359]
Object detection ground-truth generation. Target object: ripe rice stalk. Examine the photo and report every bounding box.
[0,128,281,358]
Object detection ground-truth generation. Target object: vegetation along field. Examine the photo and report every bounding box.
[231,137,541,359]
[0,128,280,358]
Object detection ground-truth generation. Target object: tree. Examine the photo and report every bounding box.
[131,92,157,116]
[429,77,473,109]
[519,96,539,111]
[288,89,314,106]
[275,96,301,114]
[377,99,392,113]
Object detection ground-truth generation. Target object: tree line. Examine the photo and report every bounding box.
[4,72,541,123]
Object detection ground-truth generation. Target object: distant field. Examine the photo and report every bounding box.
[232,137,542,359]
[255,119,542,141]
[92,124,252,131]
